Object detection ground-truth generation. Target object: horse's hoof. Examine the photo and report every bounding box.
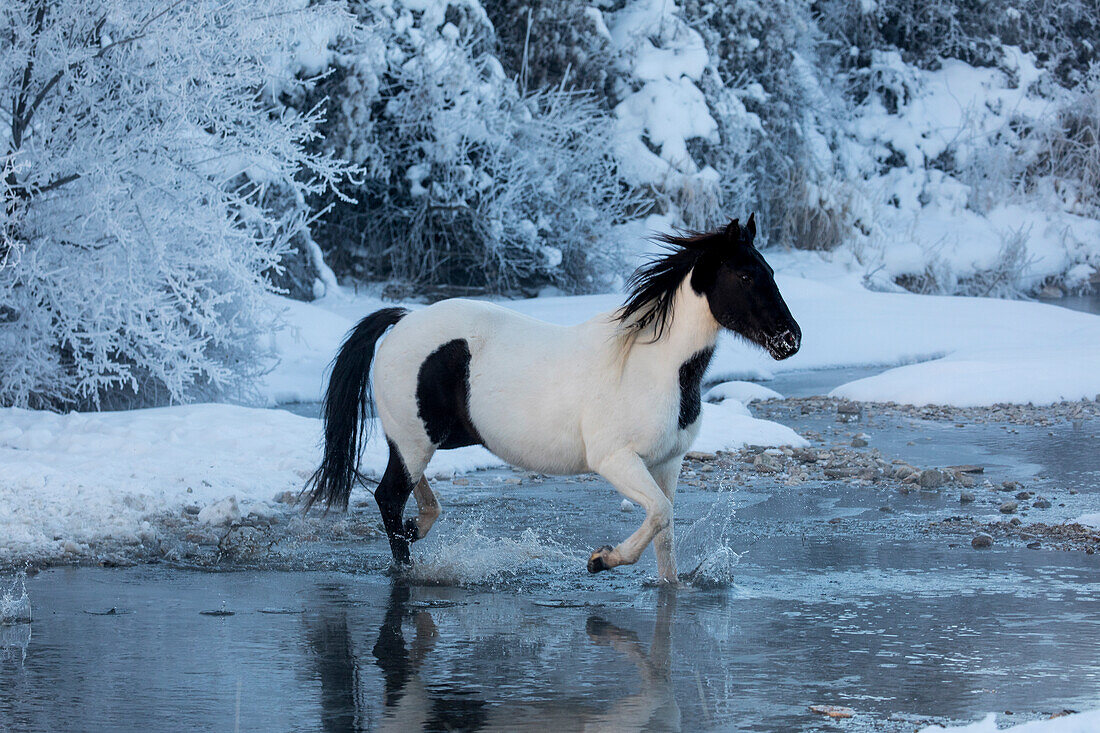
[384,560,412,577]
[587,545,615,573]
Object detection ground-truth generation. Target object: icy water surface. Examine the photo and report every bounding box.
[3,378,1100,731]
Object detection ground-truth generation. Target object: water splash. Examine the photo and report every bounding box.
[1,573,32,625]
[407,518,584,588]
[1,573,32,665]
[677,488,743,589]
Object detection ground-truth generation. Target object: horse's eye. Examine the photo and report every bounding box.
[739,273,751,283]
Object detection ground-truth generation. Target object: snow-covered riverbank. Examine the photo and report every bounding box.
[3,253,1099,562]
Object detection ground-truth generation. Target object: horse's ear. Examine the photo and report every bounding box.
[746,212,756,240]
[724,218,740,240]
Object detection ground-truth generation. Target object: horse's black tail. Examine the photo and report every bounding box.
[303,307,409,512]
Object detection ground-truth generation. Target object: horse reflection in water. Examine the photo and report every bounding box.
[305,583,680,732]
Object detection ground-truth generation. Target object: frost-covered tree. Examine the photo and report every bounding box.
[304,0,637,294]
[0,0,353,409]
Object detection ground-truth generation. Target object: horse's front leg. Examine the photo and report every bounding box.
[649,459,682,584]
[588,451,672,578]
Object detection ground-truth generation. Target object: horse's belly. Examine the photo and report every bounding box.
[468,390,590,475]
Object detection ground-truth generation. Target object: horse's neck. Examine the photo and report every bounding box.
[627,278,719,371]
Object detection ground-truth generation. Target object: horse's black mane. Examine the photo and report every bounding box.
[617,228,727,339]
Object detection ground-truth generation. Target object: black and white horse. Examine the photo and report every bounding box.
[305,215,800,583]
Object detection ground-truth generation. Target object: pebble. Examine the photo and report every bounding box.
[971,533,994,549]
[273,491,297,504]
[851,436,868,448]
[999,501,1018,514]
[1032,497,1052,509]
[453,478,470,486]
[686,451,717,461]
[620,499,633,512]
[1015,491,1032,500]
[959,491,975,503]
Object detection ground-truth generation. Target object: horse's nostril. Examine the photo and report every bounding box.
[783,331,797,348]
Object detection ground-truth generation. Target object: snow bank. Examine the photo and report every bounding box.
[0,404,498,562]
[920,710,1100,733]
[695,402,807,453]
[704,381,783,405]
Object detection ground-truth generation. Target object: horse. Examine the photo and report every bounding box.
[304,214,801,584]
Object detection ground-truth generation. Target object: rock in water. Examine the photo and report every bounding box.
[809,705,854,719]
[959,491,976,504]
[999,501,1018,514]
[919,469,945,489]
[971,533,994,549]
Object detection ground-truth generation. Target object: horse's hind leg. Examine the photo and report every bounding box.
[376,440,435,564]
[410,477,441,540]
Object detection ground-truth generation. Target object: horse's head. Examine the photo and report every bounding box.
[690,214,801,360]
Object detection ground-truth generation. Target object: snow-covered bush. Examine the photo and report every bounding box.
[600,0,724,231]
[0,0,353,409]
[819,0,1100,84]
[805,1,1100,295]
[306,0,638,293]
[681,0,851,248]
[483,0,617,96]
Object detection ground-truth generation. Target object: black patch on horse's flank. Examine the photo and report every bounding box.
[678,347,714,429]
[416,339,483,449]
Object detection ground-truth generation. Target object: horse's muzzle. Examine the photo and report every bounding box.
[767,328,801,360]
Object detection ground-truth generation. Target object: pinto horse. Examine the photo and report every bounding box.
[305,214,800,583]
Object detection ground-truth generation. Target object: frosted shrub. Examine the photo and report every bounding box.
[482,0,617,97]
[308,0,638,293]
[818,0,1100,83]
[1020,79,1100,218]
[682,0,851,248]
[0,0,353,409]
[897,228,1036,298]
